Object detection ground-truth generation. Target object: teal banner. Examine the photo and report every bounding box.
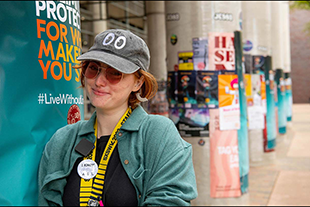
[285,73,293,121]
[234,31,249,194]
[275,69,287,134]
[0,1,83,205]
[264,56,276,151]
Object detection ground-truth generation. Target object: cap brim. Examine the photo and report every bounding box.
[77,50,139,74]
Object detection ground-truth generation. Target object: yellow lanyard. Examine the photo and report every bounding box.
[79,108,132,206]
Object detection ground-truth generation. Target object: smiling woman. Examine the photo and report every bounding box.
[38,29,198,207]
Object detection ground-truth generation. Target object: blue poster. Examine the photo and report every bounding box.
[264,56,276,150]
[0,2,83,205]
[275,69,287,134]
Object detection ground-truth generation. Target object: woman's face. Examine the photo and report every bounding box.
[84,61,141,111]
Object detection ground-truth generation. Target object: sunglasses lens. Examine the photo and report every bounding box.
[106,68,123,84]
[84,62,99,79]
[84,62,123,84]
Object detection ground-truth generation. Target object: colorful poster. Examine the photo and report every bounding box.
[0,1,83,205]
[177,70,197,108]
[244,54,252,74]
[209,109,241,198]
[177,108,210,137]
[285,73,293,121]
[260,75,267,114]
[208,32,235,71]
[264,57,276,151]
[178,51,194,70]
[167,71,178,108]
[218,74,240,130]
[196,71,219,109]
[244,74,253,104]
[246,74,264,129]
[192,37,209,70]
[252,55,265,74]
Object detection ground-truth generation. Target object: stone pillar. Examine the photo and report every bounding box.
[242,1,271,56]
[242,1,272,166]
[146,1,167,81]
[282,1,291,73]
[271,1,284,70]
[90,1,107,35]
[145,1,169,116]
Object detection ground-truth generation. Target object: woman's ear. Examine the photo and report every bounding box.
[133,75,145,92]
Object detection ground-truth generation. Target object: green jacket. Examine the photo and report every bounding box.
[38,105,198,206]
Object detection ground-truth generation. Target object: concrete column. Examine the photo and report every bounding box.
[271,1,284,70]
[90,1,107,35]
[145,1,169,116]
[146,1,167,81]
[165,1,203,72]
[242,1,271,166]
[282,1,291,73]
[242,1,271,56]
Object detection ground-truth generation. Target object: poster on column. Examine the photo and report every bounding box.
[192,37,209,70]
[0,1,83,205]
[167,71,178,108]
[208,32,235,71]
[260,75,267,114]
[209,109,241,198]
[178,51,194,70]
[177,108,210,137]
[245,74,264,130]
[218,74,240,130]
[196,71,219,109]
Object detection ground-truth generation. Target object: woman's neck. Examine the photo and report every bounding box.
[95,105,128,138]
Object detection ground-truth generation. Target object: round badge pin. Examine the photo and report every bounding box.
[67,104,81,124]
[77,159,98,180]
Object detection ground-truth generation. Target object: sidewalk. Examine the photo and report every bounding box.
[248,104,310,206]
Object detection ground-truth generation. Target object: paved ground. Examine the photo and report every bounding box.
[248,104,310,206]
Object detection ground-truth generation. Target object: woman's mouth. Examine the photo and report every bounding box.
[92,88,108,96]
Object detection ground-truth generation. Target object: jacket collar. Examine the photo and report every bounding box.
[121,104,148,131]
[78,111,96,136]
[78,105,147,136]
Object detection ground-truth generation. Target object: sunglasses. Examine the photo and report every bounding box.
[84,61,123,84]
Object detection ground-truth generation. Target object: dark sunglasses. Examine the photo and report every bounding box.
[83,61,123,84]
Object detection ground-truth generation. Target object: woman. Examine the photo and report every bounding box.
[38,29,197,206]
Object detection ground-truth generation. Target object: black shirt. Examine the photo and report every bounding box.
[63,135,138,206]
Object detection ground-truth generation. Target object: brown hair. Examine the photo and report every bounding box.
[73,61,158,110]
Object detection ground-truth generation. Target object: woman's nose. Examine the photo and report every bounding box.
[95,69,107,86]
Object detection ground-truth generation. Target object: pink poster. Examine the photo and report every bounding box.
[209,109,241,198]
[208,32,235,70]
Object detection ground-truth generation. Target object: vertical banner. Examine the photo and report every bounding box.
[218,74,240,130]
[208,32,235,70]
[209,109,241,198]
[264,56,276,151]
[0,1,83,205]
[234,31,249,194]
[275,69,287,134]
[284,72,293,121]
